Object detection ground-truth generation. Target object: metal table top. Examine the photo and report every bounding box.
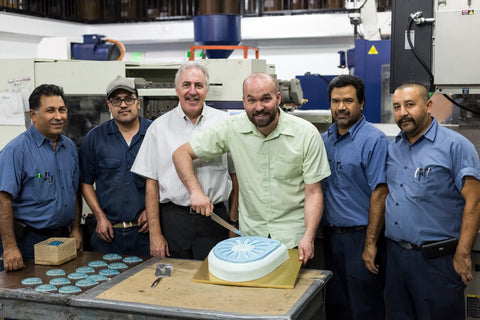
[0,251,331,320]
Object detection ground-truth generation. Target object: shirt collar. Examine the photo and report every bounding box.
[138,116,150,136]
[28,125,65,149]
[175,104,205,124]
[107,116,148,135]
[107,119,120,134]
[395,116,437,144]
[327,115,366,141]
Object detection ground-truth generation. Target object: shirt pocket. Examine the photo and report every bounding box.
[407,176,427,198]
[33,171,55,203]
[273,155,303,180]
[424,165,449,185]
[407,165,448,199]
[98,158,122,186]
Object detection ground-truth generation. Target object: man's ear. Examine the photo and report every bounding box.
[30,109,37,123]
[426,98,433,114]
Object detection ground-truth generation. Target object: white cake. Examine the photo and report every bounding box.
[208,236,289,282]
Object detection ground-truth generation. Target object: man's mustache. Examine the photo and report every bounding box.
[398,116,415,124]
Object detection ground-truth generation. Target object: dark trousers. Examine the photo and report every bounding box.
[160,202,229,260]
[91,227,150,257]
[324,228,386,320]
[385,239,465,320]
[0,225,70,271]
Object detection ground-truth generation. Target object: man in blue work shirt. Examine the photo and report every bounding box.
[385,82,480,320]
[80,76,151,256]
[321,75,388,320]
[0,84,82,271]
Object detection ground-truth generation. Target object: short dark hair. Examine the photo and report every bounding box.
[395,82,430,102]
[328,75,365,104]
[29,84,66,111]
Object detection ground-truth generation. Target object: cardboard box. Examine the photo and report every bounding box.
[34,237,77,265]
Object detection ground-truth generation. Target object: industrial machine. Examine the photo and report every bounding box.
[71,34,125,61]
[0,56,310,150]
[292,1,391,124]
[0,59,126,149]
[391,0,480,128]
[0,12,316,152]
[296,38,391,125]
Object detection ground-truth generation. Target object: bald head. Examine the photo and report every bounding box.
[394,82,430,103]
[243,73,279,96]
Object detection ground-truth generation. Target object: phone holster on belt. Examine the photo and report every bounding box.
[421,238,458,259]
[13,220,27,239]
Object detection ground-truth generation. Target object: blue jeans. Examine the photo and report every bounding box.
[91,227,150,257]
[324,228,386,320]
[385,239,465,320]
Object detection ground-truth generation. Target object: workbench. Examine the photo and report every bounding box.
[0,251,331,319]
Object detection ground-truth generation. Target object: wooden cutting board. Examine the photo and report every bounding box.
[192,249,302,289]
[95,254,326,316]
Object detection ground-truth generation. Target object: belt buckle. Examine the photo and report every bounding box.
[399,240,413,250]
[122,221,134,228]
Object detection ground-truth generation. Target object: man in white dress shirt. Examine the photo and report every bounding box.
[131,61,238,259]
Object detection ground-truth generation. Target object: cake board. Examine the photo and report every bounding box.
[192,249,302,289]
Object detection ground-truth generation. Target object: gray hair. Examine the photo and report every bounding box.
[174,61,209,90]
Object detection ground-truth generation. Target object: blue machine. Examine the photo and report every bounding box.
[193,14,241,59]
[295,73,336,110]
[71,34,120,61]
[296,39,391,123]
[337,48,355,69]
[353,39,391,123]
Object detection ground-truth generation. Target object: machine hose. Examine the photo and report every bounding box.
[106,38,125,61]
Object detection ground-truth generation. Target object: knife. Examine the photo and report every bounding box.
[210,211,244,237]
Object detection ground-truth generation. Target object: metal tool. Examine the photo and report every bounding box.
[151,263,172,288]
[210,211,243,237]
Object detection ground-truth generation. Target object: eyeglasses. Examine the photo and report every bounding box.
[109,97,138,107]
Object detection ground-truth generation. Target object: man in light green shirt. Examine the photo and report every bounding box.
[173,73,330,264]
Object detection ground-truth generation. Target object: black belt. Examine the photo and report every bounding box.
[160,202,225,212]
[394,239,458,257]
[160,202,190,210]
[327,225,366,233]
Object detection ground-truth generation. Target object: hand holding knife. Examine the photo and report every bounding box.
[189,207,243,237]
